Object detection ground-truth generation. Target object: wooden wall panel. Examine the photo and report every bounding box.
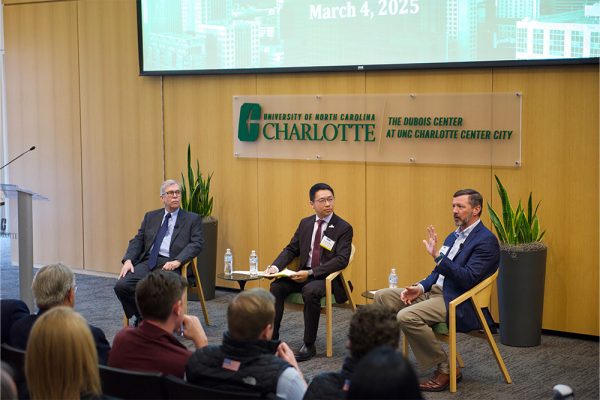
[3,0,598,335]
[254,73,368,300]
[163,75,258,290]
[491,65,599,335]
[77,0,163,272]
[4,1,83,267]
[364,70,494,292]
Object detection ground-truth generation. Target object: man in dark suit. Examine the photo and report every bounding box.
[114,179,203,324]
[375,188,499,392]
[0,299,29,344]
[265,183,353,361]
[7,263,111,364]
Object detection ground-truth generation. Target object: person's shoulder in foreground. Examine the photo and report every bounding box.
[186,288,307,400]
[109,270,207,378]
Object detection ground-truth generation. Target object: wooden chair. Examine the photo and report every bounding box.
[122,258,210,327]
[164,375,265,399]
[284,244,357,357]
[99,365,167,400]
[402,269,512,392]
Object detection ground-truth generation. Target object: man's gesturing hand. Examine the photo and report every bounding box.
[422,225,440,259]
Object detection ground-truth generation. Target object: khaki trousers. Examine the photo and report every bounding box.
[375,285,449,372]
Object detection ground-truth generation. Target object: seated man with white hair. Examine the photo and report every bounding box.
[8,263,111,364]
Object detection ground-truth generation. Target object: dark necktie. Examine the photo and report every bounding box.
[310,219,325,269]
[148,213,171,270]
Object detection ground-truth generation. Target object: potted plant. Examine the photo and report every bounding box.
[181,144,217,300]
[487,175,547,346]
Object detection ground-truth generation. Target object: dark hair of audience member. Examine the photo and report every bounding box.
[227,288,275,341]
[347,346,423,400]
[25,306,101,400]
[135,270,187,321]
[349,303,400,359]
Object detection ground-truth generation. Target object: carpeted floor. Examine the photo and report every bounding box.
[1,263,598,399]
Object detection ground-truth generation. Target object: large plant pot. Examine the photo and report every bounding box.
[188,217,217,300]
[498,246,547,346]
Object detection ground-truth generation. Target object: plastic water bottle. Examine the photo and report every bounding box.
[224,248,233,276]
[388,268,398,289]
[249,250,258,277]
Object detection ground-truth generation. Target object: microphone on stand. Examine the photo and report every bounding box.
[0,146,36,170]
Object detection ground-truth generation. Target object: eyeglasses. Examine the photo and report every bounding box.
[162,190,181,198]
[314,196,335,204]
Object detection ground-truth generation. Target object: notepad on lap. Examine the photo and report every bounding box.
[264,268,296,278]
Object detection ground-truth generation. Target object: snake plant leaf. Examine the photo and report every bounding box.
[488,175,544,245]
[487,204,508,243]
[180,144,214,218]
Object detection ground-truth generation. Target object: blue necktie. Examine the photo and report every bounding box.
[148,213,171,270]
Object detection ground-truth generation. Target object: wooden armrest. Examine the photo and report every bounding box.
[449,287,477,308]
[326,270,343,282]
[449,271,497,308]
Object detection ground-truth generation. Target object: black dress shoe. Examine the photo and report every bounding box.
[295,343,316,362]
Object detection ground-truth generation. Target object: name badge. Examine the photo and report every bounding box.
[320,236,335,251]
[439,245,450,256]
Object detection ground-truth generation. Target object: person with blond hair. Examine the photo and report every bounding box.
[25,306,103,400]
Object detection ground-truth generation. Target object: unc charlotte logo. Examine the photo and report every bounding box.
[238,103,261,142]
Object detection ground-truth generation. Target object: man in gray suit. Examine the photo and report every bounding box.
[114,179,203,325]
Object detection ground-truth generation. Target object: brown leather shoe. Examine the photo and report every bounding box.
[419,368,462,392]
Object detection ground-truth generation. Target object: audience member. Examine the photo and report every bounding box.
[114,179,203,326]
[1,299,29,343]
[347,346,422,399]
[7,263,111,364]
[109,269,207,378]
[304,303,402,399]
[186,288,307,400]
[25,306,104,400]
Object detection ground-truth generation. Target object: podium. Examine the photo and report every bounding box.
[0,184,48,310]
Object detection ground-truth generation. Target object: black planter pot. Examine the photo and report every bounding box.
[188,217,217,301]
[498,246,547,346]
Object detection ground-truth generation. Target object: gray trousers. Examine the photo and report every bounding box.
[375,285,450,372]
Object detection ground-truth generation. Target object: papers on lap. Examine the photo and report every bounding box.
[264,268,297,278]
[232,270,265,276]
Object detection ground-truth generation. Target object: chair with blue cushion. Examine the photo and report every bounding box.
[284,243,357,357]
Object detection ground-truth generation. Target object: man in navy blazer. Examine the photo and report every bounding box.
[375,188,499,392]
[114,179,203,324]
[265,183,353,362]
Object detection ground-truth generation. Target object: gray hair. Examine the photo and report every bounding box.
[160,179,180,196]
[32,263,75,310]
